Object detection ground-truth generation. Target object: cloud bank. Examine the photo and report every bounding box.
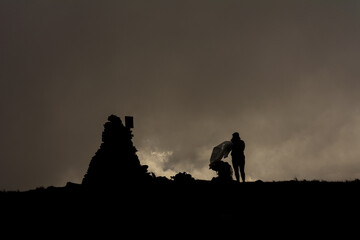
[1,0,360,190]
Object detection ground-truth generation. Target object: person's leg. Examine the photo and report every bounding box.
[240,158,245,182]
[232,159,240,182]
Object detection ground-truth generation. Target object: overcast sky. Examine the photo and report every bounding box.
[1,0,360,190]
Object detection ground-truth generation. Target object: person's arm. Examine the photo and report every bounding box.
[223,142,233,158]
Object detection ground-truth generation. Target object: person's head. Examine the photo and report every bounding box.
[231,132,240,143]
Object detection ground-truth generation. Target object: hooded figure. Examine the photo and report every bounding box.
[230,132,246,182]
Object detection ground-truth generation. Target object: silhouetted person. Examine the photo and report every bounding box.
[230,132,245,182]
[209,141,233,181]
[210,160,233,182]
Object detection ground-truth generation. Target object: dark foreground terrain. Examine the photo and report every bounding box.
[1,180,359,236]
[2,116,358,235]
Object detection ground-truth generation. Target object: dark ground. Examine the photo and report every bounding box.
[3,116,358,236]
[1,180,359,236]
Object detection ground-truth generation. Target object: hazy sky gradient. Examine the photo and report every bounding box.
[1,0,360,190]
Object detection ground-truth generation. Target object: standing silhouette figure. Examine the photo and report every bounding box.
[231,132,246,182]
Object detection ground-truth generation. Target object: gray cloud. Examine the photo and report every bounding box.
[1,0,360,190]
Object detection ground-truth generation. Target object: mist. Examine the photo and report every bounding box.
[1,0,360,190]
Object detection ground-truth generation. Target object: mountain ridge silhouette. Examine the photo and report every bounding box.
[1,114,359,234]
